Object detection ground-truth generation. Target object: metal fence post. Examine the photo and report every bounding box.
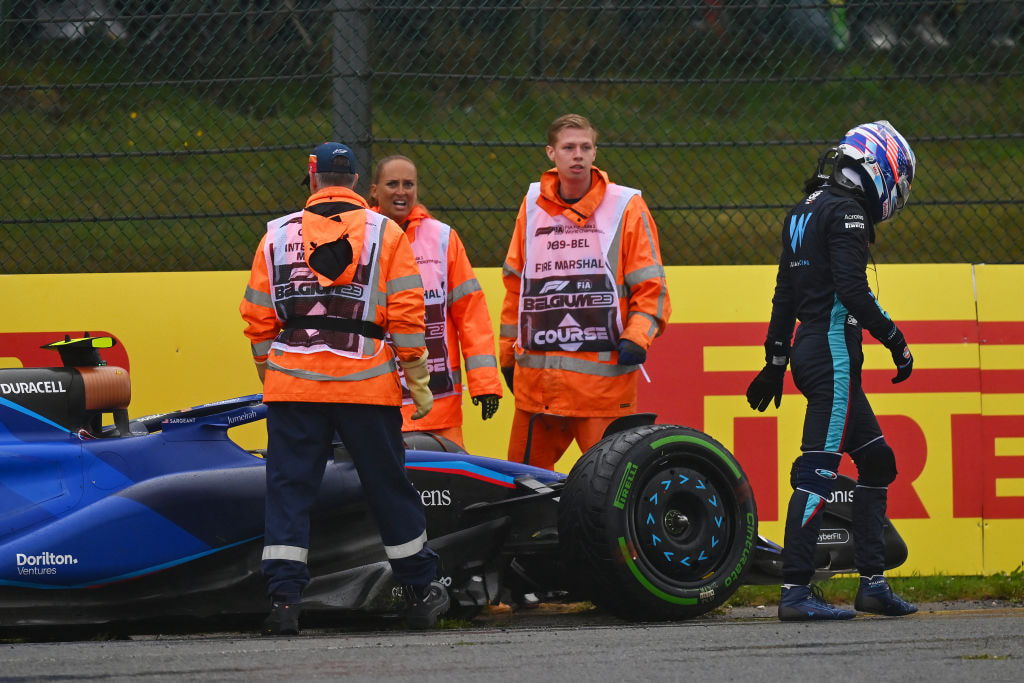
[529,0,544,77]
[332,0,371,195]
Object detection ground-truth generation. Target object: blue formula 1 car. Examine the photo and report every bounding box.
[0,336,909,629]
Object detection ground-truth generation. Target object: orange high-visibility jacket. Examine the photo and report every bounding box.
[374,204,503,431]
[500,167,671,417]
[241,186,426,405]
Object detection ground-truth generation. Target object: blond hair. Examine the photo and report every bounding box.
[547,114,597,147]
[372,154,416,184]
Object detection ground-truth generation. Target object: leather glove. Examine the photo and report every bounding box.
[745,337,789,412]
[472,394,500,420]
[501,366,514,395]
[399,352,433,419]
[617,338,646,366]
[255,359,267,384]
[884,325,913,384]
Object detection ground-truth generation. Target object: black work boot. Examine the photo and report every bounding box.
[403,581,450,629]
[263,599,301,636]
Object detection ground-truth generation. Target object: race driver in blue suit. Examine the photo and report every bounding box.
[746,120,919,621]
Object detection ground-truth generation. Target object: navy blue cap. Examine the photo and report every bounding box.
[302,142,357,185]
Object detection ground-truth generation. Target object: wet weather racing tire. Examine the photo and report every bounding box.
[558,424,758,621]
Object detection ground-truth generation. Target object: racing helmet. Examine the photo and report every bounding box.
[819,120,916,223]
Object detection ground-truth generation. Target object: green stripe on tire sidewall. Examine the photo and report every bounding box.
[617,537,698,605]
[649,434,742,480]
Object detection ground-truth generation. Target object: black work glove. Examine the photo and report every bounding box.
[617,338,646,366]
[746,337,789,412]
[472,394,500,420]
[501,366,514,395]
[884,325,913,384]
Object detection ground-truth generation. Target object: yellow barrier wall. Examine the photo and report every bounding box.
[2,265,1021,575]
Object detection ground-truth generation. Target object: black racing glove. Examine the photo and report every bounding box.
[746,337,789,412]
[617,338,647,365]
[472,394,500,420]
[884,325,913,384]
[500,366,514,395]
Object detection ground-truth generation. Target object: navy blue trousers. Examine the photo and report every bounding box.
[262,401,437,600]
[782,324,886,585]
[793,327,882,456]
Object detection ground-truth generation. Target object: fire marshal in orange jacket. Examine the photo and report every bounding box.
[370,155,503,449]
[240,142,449,636]
[500,114,671,470]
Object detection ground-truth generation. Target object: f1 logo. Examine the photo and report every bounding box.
[539,280,570,295]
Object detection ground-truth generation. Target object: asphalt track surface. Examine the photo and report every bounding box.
[2,602,1022,682]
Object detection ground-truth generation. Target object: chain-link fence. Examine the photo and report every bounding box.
[2,1,1021,273]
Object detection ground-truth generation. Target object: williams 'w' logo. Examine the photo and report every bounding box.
[789,214,810,251]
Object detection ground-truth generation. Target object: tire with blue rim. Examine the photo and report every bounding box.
[558,424,758,620]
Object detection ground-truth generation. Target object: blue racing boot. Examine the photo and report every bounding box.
[779,584,856,621]
[855,575,918,616]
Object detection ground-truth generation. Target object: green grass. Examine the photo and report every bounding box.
[1,31,1022,272]
[726,570,1024,607]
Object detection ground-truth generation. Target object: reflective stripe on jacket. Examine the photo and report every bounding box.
[241,186,426,405]
[376,204,502,431]
[500,167,671,417]
[400,214,457,400]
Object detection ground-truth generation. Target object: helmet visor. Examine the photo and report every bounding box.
[894,175,912,212]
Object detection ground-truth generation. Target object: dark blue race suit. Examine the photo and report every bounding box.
[765,185,903,585]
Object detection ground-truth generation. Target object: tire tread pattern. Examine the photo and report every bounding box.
[558,424,756,621]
